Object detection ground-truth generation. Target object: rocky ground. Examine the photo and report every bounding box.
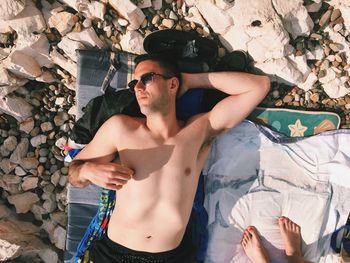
[1,0,350,262]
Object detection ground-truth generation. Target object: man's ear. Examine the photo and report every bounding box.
[169,77,179,95]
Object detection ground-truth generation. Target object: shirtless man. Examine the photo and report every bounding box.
[242,216,313,263]
[68,54,270,262]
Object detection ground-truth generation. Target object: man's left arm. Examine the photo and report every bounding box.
[181,71,270,136]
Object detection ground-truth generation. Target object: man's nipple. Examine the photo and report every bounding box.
[184,167,191,176]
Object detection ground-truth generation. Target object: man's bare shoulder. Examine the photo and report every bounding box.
[107,114,146,131]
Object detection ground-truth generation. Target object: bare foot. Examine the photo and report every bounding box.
[278,216,302,257]
[241,226,270,263]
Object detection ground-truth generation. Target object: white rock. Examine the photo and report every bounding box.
[0,95,33,122]
[219,25,250,52]
[109,0,146,30]
[51,171,61,186]
[22,177,38,191]
[305,1,323,13]
[66,27,107,49]
[323,78,350,98]
[43,198,57,213]
[78,0,106,20]
[324,27,350,64]
[0,239,20,261]
[137,0,152,9]
[35,70,56,83]
[215,0,234,10]
[184,0,196,7]
[40,121,54,132]
[9,138,29,164]
[227,0,292,62]
[152,0,162,10]
[53,226,66,250]
[298,72,318,91]
[7,192,40,213]
[16,33,52,68]
[55,97,65,105]
[0,47,11,60]
[287,54,310,76]
[50,48,77,78]
[0,0,26,20]
[272,0,314,39]
[119,30,146,54]
[4,50,42,79]
[185,7,207,28]
[0,86,18,99]
[162,18,175,28]
[3,136,17,152]
[48,11,78,36]
[30,135,47,148]
[255,57,305,85]
[319,67,337,84]
[30,204,46,221]
[57,37,85,62]
[41,0,63,24]
[15,166,26,176]
[82,18,92,28]
[328,0,350,32]
[20,157,39,170]
[118,17,129,27]
[196,1,232,34]
[247,32,294,62]
[0,0,45,35]
[39,249,59,263]
[306,45,324,61]
[19,117,34,134]
[0,67,28,88]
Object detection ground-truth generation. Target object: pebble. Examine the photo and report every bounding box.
[331,9,341,22]
[3,136,17,151]
[283,95,293,103]
[152,15,161,25]
[162,19,175,28]
[329,43,341,52]
[319,9,332,28]
[272,90,280,99]
[41,122,54,132]
[82,18,92,28]
[15,166,27,176]
[333,23,342,32]
[310,93,320,103]
[30,134,47,148]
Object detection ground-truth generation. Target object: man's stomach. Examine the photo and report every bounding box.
[107,197,191,252]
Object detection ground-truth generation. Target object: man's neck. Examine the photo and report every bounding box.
[145,111,181,140]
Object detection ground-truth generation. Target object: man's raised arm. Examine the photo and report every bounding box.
[182,71,270,136]
[68,115,134,190]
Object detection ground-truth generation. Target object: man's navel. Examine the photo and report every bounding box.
[184,167,191,176]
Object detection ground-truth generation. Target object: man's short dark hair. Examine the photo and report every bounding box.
[135,53,182,90]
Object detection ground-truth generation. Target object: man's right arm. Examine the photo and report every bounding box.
[68,115,134,190]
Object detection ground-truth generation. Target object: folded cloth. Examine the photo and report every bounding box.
[203,120,350,263]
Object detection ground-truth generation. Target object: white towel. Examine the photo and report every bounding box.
[203,121,350,263]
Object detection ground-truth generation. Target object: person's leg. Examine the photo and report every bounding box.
[241,226,270,263]
[278,216,313,263]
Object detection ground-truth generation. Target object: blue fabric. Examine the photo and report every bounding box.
[176,89,204,121]
[331,225,350,253]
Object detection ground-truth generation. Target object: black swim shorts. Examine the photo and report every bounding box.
[90,230,196,263]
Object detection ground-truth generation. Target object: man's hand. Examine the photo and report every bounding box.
[81,162,134,191]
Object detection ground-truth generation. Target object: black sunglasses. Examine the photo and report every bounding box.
[127,72,173,92]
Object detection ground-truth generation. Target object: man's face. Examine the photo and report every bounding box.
[133,60,173,115]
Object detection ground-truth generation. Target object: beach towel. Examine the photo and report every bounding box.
[203,120,350,263]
